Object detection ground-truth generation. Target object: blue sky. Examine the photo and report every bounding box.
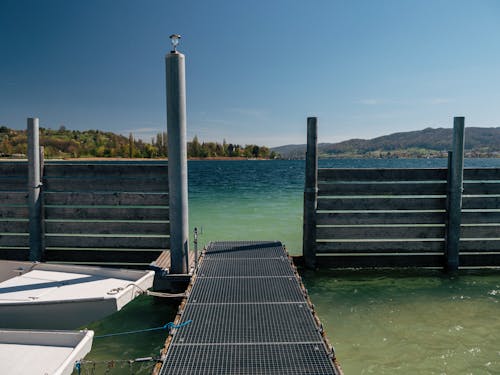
[1,0,499,147]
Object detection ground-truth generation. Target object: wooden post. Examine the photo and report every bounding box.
[27,118,43,261]
[445,117,465,272]
[303,117,318,269]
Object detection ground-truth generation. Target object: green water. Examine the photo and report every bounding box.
[79,159,500,374]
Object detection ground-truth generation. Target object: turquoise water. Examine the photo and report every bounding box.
[80,159,500,374]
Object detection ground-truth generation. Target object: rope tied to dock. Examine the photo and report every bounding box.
[94,320,192,339]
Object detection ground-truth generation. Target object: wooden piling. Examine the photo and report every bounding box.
[27,118,43,261]
[303,117,318,269]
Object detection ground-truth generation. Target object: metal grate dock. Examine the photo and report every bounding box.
[158,241,341,375]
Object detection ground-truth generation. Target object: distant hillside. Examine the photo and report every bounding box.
[272,127,500,159]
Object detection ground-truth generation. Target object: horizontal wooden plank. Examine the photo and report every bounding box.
[0,234,29,247]
[463,168,500,181]
[462,196,500,210]
[0,192,28,205]
[44,192,168,206]
[44,249,163,264]
[316,211,446,225]
[45,235,169,249]
[318,168,447,182]
[462,211,500,224]
[0,220,29,233]
[45,207,169,220]
[461,225,500,238]
[44,163,168,178]
[463,182,500,195]
[44,178,168,192]
[317,226,445,240]
[459,240,500,251]
[316,254,444,268]
[0,178,28,191]
[0,207,29,219]
[317,240,444,253]
[0,162,28,176]
[460,253,500,267]
[0,248,29,261]
[318,197,446,211]
[45,221,169,235]
[318,182,446,196]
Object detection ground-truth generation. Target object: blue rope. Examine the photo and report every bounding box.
[94,320,192,339]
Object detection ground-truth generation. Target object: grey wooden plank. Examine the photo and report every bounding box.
[317,225,445,240]
[318,197,446,210]
[0,162,28,176]
[44,163,168,178]
[316,211,446,225]
[462,196,500,210]
[45,207,169,220]
[0,207,29,219]
[0,221,29,233]
[317,240,444,253]
[0,248,29,261]
[44,192,169,206]
[0,178,28,191]
[460,253,500,267]
[0,192,28,204]
[318,168,447,181]
[459,240,500,251]
[0,234,29,247]
[463,168,500,181]
[462,211,500,224]
[44,249,163,264]
[316,254,443,268]
[45,235,170,249]
[318,182,446,196]
[44,178,168,192]
[45,221,169,235]
[463,182,500,195]
[461,225,500,238]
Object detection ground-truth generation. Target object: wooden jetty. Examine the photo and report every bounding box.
[155,241,342,375]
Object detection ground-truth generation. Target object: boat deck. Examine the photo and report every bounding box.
[158,241,342,375]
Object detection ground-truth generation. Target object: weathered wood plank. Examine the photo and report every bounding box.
[317,225,445,240]
[44,178,168,192]
[318,168,447,182]
[44,249,163,263]
[45,221,169,235]
[317,240,444,253]
[316,254,443,268]
[45,207,169,220]
[463,168,500,181]
[0,162,28,176]
[463,182,500,195]
[318,182,446,196]
[0,192,28,205]
[0,248,30,261]
[318,197,446,211]
[462,196,500,210]
[461,225,500,238]
[0,206,29,219]
[44,192,169,206]
[0,234,29,247]
[460,253,500,267]
[0,220,29,233]
[0,178,28,191]
[462,211,500,224]
[44,163,168,178]
[459,240,500,251]
[45,235,170,249]
[316,211,446,225]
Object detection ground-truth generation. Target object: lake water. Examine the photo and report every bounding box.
[80,158,500,374]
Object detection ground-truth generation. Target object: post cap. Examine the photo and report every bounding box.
[169,34,181,52]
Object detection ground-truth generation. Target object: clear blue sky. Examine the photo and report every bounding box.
[1,0,499,147]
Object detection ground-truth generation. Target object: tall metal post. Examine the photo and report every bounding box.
[445,117,465,272]
[27,117,43,261]
[303,117,318,269]
[166,35,189,274]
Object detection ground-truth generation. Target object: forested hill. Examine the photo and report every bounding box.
[0,126,277,159]
[272,127,500,159]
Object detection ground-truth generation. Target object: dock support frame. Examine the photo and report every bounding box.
[303,117,318,269]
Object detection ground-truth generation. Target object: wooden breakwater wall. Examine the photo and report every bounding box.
[303,117,500,270]
[0,160,169,268]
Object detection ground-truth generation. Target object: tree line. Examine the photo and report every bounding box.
[0,126,278,159]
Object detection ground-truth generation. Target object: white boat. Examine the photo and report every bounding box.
[0,260,154,329]
[0,329,93,375]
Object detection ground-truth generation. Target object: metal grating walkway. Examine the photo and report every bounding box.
[159,241,341,375]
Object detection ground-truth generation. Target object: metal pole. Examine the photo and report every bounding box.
[27,117,43,261]
[303,117,318,269]
[445,117,465,272]
[166,38,189,274]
